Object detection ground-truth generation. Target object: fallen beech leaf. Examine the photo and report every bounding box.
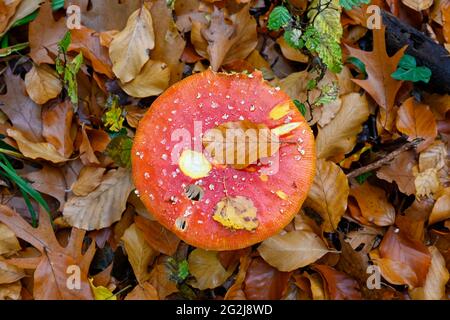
[429,188,450,225]
[313,265,362,300]
[63,168,134,230]
[29,1,67,64]
[418,141,448,182]
[0,0,21,34]
[24,64,62,105]
[0,0,41,38]
[0,223,21,256]
[212,196,259,231]
[409,246,449,300]
[148,262,178,299]
[109,6,155,83]
[396,97,437,152]
[276,36,309,63]
[302,272,326,300]
[69,27,113,78]
[258,230,329,272]
[0,68,43,142]
[120,60,170,98]
[376,150,416,195]
[349,182,396,226]
[0,281,21,300]
[0,257,25,284]
[188,249,234,290]
[149,0,186,84]
[79,126,111,165]
[7,129,67,163]
[402,0,433,11]
[316,93,370,160]
[192,4,257,71]
[121,223,158,284]
[23,165,67,211]
[305,159,349,232]
[346,26,406,130]
[423,93,450,121]
[42,100,74,159]
[203,120,280,170]
[71,166,106,196]
[174,0,207,33]
[243,257,290,300]
[125,105,147,128]
[373,226,431,288]
[0,206,95,299]
[134,216,180,256]
[398,199,433,242]
[414,168,442,199]
[225,253,251,300]
[125,282,159,300]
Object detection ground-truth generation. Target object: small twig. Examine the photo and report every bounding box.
[346,138,423,179]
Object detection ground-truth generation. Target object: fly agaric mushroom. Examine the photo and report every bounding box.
[132,69,315,250]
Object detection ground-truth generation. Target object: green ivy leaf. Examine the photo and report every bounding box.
[339,0,371,10]
[391,54,432,83]
[268,6,292,31]
[106,135,133,168]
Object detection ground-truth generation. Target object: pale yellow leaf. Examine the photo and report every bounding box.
[0,257,25,284]
[0,281,21,300]
[414,168,442,199]
[188,249,233,290]
[212,196,258,231]
[71,166,106,196]
[0,223,21,256]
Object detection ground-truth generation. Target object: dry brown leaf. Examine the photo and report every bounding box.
[0,257,25,285]
[419,140,448,173]
[188,249,234,290]
[125,282,159,300]
[0,206,95,299]
[276,36,309,63]
[305,159,349,232]
[134,216,180,256]
[0,223,21,256]
[396,97,437,152]
[7,128,67,163]
[423,93,450,121]
[0,281,21,300]
[121,223,158,284]
[349,182,396,226]
[174,0,207,33]
[192,4,257,71]
[109,6,155,83]
[409,246,449,300]
[0,0,21,34]
[29,1,67,64]
[23,165,67,211]
[0,0,41,38]
[42,100,74,159]
[149,0,186,84]
[257,230,329,272]
[414,168,442,199]
[79,126,111,165]
[402,0,433,11]
[63,168,134,230]
[225,253,251,300]
[316,93,370,160]
[125,105,147,128]
[313,265,362,300]
[71,166,106,196]
[346,26,406,131]
[148,262,178,299]
[24,64,62,105]
[443,1,450,42]
[0,68,43,142]
[120,60,170,98]
[429,188,450,225]
[376,150,416,195]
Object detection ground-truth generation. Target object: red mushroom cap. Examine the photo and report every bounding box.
[132,69,315,250]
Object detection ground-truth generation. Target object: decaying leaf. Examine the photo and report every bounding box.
[376,150,416,195]
[258,230,329,272]
[71,166,106,196]
[313,265,362,300]
[414,168,442,199]
[134,216,180,256]
[429,188,450,225]
[63,168,134,230]
[0,223,21,256]
[305,159,349,232]
[212,196,259,231]
[24,65,62,105]
[148,262,178,299]
[0,257,25,285]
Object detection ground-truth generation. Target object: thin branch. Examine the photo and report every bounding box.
[346,138,423,179]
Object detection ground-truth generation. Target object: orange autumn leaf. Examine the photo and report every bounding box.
[346,26,406,130]
[396,97,437,152]
[0,206,95,300]
[313,265,362,300]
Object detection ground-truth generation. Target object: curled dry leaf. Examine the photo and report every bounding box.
[313,265,362,300]
[7,129,67,163]
[429,188,450,225]
[0,206,95,299]
[71,166,106,196]
[349,182,396,227]
[109,6,155,83]
[63,168,134,230]
[371,226,431,288]
[0,281,21,300]
[305,159,349,232]
[257,230,329,272]
[409,246,449,300]
[376,150,416,195]
[0,257,25,284]
[24,64,62,105]
[316,93,370,160]
[0,223,21,256]
[121,223,158,284]
[188,249,234,290]
[120,60,170,98]
[0,0,21,34]
[192,4,257,71]
[134,215,180,256]
[396,97,437,152]
[243,257,290,300]
[414,168,442,199]
[79,126,111,165]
